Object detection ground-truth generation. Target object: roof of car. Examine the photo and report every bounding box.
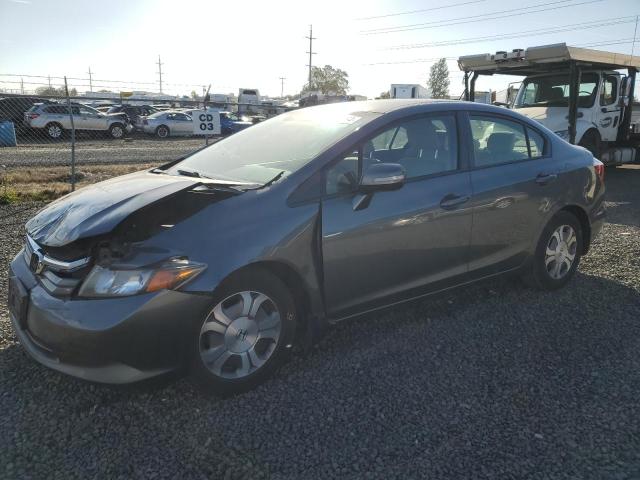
[299,99,495,116]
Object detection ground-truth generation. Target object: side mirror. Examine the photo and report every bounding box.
[359,163,406,192]
[619,95,630,108]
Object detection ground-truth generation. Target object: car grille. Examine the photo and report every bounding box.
[24,235,92,296]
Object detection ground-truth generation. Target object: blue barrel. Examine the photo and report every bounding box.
[0,121,17,147]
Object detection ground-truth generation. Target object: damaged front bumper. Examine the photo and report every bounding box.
[9,250,213,384]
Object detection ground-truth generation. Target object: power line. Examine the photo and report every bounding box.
[384,16,639,50]
[361,0,598,35]
[306,25,317,87]
[364,38,640,67]
[355,0,487,21]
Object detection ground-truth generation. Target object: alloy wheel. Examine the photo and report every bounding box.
[111,125,123,138]
[47,124,62,139]
[544,224,577,280]
[199,291,282,379]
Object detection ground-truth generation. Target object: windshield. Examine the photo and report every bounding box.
[169,103,378,185]
[515,72,599,109]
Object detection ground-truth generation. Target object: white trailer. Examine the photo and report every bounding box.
[390,84,431,99]
[458,43,640,165]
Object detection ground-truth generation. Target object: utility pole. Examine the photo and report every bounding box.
[47,75,51,89]
[20,77,24,94]
[279,77,286,97]
[87,67,93,92]
[156,55,164,94]
[632,15,639,59]
[306,25,316,89]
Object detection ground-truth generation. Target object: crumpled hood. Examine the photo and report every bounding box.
[26,170,198,247]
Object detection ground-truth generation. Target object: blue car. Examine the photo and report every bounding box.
[8,100,605,394]
[220,111,252,135]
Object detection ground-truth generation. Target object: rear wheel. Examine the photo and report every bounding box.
[45,122,63,140]
[190,269,297,395]
[156,125,169,138]
[522,211,583,290]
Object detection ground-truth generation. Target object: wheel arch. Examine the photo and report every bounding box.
[557,204,591,254]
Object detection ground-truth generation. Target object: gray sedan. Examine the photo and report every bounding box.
[141,110,193,138]
[8,100,605,394]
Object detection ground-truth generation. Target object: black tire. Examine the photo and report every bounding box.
[156,125,170,138]
[578,129,601,159]
[190,268,297,395]
[45,122,64,140]
[109,123,125,139]
[522,211,583,290]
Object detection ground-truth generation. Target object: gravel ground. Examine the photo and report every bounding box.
[1,166,639,479]
[0,136,211,167]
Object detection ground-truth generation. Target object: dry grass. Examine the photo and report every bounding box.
[0,163,159,203]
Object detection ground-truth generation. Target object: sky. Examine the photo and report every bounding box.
[1,0,639,98]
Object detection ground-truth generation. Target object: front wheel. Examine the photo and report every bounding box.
[109,123,125,139]
[190,269,297,395]
[522,211,583,290]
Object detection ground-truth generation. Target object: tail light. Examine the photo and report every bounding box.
[593,159,605,183]
[26,113,39,120]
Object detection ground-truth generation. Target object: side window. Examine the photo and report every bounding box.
[600,75,617,106]
[325,149,359,196]
[365,115,458,178]
[470,115,529,166]
[527,127,546,158]
[79,106,95,115]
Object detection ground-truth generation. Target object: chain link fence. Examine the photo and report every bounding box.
[0,80,293,212]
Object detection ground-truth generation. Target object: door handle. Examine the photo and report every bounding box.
[440,194,470,209]
[536,173,558,185]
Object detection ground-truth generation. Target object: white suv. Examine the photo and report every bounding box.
[25,103,133,139]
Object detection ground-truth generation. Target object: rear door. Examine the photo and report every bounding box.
[465,112,563,276]
[321,112,473,317]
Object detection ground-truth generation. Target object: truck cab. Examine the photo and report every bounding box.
[458,43,640,165]
[513,70,624,148]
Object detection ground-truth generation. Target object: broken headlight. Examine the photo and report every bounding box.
[78,258,206,298]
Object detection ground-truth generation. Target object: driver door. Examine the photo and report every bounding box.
[321,113,473,317]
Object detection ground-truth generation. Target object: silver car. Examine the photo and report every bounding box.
[141,111,193,138]
[25,103,132,139]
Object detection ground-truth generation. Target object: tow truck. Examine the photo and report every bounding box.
[458,43,640,165]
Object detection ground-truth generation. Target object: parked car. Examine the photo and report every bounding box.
[8,100,605,394]
[107,104,159,130]
[24,103,132,139]
[0,96,53,133]
[219,111,252,135]
[141,110,193,138]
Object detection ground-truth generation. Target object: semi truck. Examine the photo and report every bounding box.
[458,43,640,165]
[390,84,431,99]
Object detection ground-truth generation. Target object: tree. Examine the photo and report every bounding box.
[303,65,349,95]
[190,90,198,100]
[428,58,450,99]
[378,91,390,99]
[35,86,77,97]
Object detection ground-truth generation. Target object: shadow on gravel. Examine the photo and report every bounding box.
[1,270,640,479]
[603,166,640,228]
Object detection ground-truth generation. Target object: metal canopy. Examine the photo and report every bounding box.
[458,43,640,76]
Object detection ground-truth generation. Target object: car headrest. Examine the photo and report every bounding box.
[487,132,515,154]
[549,87,564,101]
